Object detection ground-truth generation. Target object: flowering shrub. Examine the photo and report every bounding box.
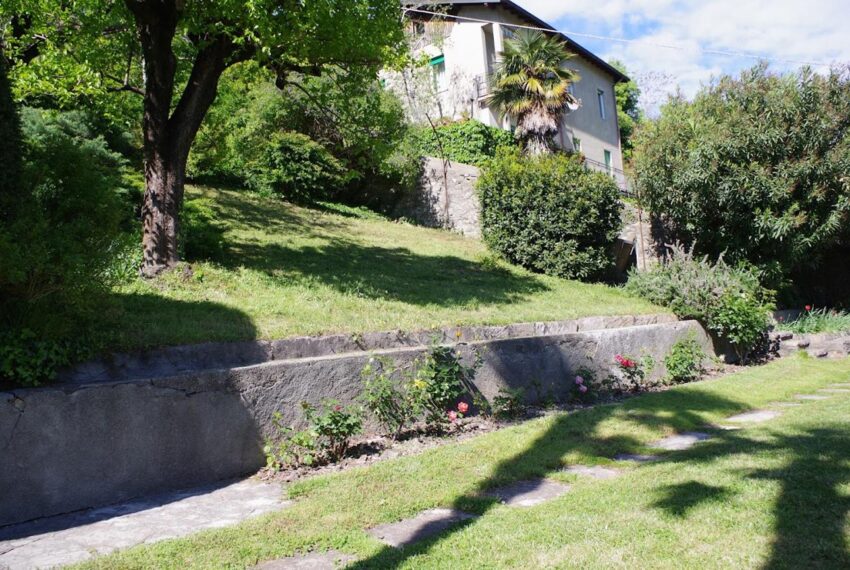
[615,354,646,391]
[302,400,363,462]
[360,356,420,439]
[411,346,479,429]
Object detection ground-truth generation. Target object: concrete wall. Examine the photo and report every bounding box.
[1,317,709,527]
[395,157,482,237]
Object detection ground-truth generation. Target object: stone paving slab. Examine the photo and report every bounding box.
[254,550,356,569]
[484,479,571,507]
[773,402,802,407]
[726,410,781,423]
[795,394,830,401]
[829,383,850,388]
[0,479,287,570]
[818,388,850,393]
[563,465,621,480]
[368,509,476,548]
[649,432,712,451]
[614,453,659,463]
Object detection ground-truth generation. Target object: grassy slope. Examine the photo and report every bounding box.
[78,356,850,569]
[107,186,661,350]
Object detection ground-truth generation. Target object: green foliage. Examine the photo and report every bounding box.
[181,199,227,261]
[246,131,347,202]
[412,346,478,428]
[0,57,21,218]
[609,59,642,163]
[302,400,363,462]
[0,330,87,389]
[0,107,130,386]
[360,357,421,439]
[626,244,775,361]
[485,29,579,155]
[409,119,517,166]
[491,387,525,420]
[633,64,850,293]
[479,150,623,281]
[665,336,707,384]
[783,308,850,334]
[263,412,318,471]
[189,65,414,209]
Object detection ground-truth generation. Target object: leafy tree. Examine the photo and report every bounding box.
[609,59,642,162]
[634,64,850,299]
[486,30,579,155]
[1,0,404,276]
[0,55,21,219]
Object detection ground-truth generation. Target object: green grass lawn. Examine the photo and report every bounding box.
[106,186,662,350]
[77,355,850,569]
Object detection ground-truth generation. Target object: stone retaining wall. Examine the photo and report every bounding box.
[1,317,709,527]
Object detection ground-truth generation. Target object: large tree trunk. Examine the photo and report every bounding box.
[127,0,236,277]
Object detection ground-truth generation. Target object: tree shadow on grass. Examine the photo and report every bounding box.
[349,388,751,568]
[349,388,850,569]
[219,239,548,308]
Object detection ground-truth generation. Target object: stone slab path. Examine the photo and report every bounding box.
[484,479,571,507]
[725,410,781,423]
[650,432,711,451]
[563,465,621,480]
[819,388,850,393]
[0,479,287,570]
[254,550,356,569]
[614,453,659,463]
[795,394,830,401]
[368,509,476,549]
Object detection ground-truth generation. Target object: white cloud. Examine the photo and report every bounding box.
[514,0,850,111]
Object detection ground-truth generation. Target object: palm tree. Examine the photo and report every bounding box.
[486,29,580,155]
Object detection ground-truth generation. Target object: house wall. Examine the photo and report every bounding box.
[428,5,624,175]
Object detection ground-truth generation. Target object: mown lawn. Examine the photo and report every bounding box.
[105,186,662,350]
[77,355,850,569]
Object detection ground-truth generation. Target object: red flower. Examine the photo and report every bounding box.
[457,402,469,414]
[334,405,343,412]
[805,305,812,311]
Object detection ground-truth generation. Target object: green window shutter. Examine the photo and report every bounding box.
[429,55,445,66]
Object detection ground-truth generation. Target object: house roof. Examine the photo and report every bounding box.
[403,0,630,83]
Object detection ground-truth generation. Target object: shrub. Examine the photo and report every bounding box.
[633,64,850,296]
[410,119,517,166]
[665,337,707,384]
[263,412,318,471]
[360,356,421,439]
[614,354,647,391]
[479,150,622,281]
[492,387,525,420]
[302,400,363,463]
[626,244,775,362]
[244,131,347,202]
[412,346,478,428]
[1,108,129,386]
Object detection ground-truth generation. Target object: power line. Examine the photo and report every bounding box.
[403,7,834,69]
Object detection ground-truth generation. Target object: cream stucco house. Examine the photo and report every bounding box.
[400,0,629,189]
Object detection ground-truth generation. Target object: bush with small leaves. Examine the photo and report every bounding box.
[665,336,707,384]
[492,387,525,421]
[302,400,363,463]
[360,356,421,439]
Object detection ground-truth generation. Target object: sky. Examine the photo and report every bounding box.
[514,0,850,114]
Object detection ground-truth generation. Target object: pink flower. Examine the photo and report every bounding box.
[333,405,343,412]
[579,385,588,393]
[447,410,458,422]
[575,375,584,385]
[457,402,469,414]
[805,305,812,312]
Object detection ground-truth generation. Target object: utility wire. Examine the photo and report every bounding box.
[403,7,834,69]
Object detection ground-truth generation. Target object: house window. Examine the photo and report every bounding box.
[597,89,606,120]
[430,55,447,93]
[604,149,613,175]
[572,137,582,152]
[501,26,516,41]
[413,21,426,36]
